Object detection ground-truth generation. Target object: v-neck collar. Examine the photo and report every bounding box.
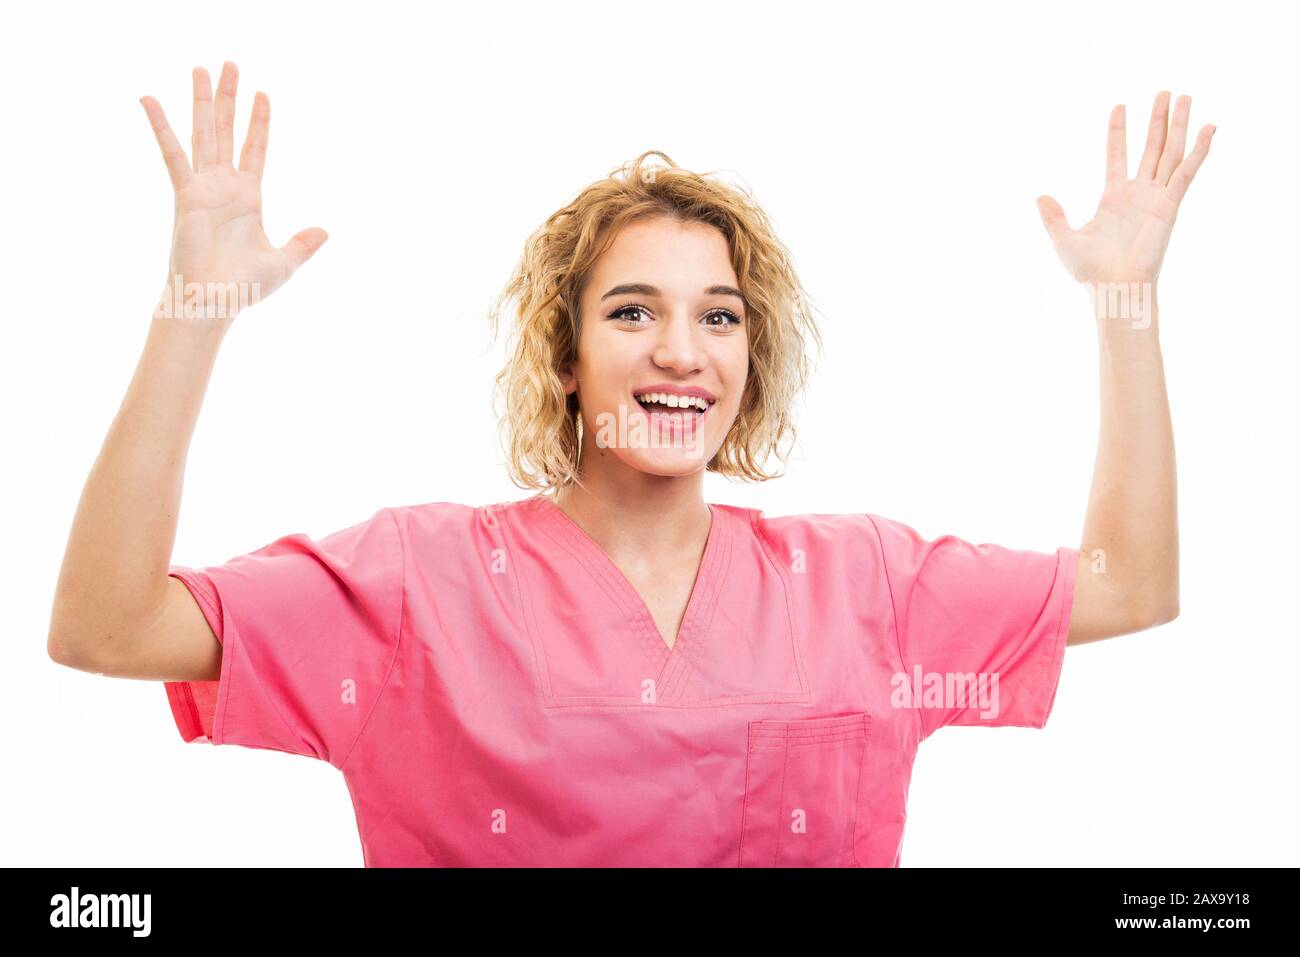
[526,492,732,700]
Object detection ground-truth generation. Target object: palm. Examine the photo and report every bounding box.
[141,62,327,318]
[170,167,299,298]
[1037,91,1215,286]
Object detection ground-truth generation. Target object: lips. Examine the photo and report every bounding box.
[628,394,711,443]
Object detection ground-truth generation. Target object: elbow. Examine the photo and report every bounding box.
[1129,590,1180,631]
[48,636,111,675]
[47,634,79,669]
[47,617,105,673]
[47,614,73,665]
[1147,602,1179,628]
[47,625,88,670]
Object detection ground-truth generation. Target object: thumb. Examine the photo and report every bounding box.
[1035,195,1071,244]
[279,227,329,275]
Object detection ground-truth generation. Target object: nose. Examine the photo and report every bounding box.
[650,309,706,375]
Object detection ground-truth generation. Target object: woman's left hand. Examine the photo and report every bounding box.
[1036,91,1215,286]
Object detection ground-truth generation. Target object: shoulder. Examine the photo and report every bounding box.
[385,496,538,549]
[713,502,904,559]
[387,499,481,530]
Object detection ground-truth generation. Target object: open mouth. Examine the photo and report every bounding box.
[632,391,713,421]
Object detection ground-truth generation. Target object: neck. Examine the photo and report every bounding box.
[548,463,711,561]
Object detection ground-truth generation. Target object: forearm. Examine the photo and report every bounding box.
[1081,289,1179,625]
[48,309,230,659]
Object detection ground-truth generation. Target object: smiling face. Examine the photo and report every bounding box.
[559,215,749,479]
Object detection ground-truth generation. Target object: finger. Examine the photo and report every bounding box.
[1155,94,1192,186]
[191,67,218,171]
[139,95,194,191]
[1106,104,1127,184]
[1135,90,1171,180]
[239,91,270,179]
[214,61,239,168]
[278,227,330,275]
[1035,195,1072,244]
[1167,124,1215,206]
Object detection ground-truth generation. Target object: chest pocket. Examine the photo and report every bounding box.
[738,712,871,867]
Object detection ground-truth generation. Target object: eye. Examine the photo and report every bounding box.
[703,309,743,328]
[607,303,652,324]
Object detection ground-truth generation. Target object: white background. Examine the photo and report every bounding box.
[2,0,1295,867]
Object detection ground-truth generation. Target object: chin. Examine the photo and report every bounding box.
[615,446,718,478]
[585,405,728,477]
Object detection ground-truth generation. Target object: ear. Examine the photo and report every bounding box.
[558,364,577,395]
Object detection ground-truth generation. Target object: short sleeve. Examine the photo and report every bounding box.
[163,507,404,770]
[867,513,1077,741]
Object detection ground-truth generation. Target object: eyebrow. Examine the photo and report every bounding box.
[600,283,745,303]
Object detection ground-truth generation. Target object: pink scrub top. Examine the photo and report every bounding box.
[164,494,1077,867]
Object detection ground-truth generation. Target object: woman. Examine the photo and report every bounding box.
[47,61,1213,866]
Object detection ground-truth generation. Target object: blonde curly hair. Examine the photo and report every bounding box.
[487,150,823,492]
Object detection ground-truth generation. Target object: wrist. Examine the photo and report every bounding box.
[148,291,233,359]
[1085,278,1159,332]
[153,274,257,324]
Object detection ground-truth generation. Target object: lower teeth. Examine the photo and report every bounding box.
[639,402,701,414]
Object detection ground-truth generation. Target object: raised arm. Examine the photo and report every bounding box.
[47,61,328,679]
[1035,91,1214,645]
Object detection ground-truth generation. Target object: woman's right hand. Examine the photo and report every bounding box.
[141,61,328,324]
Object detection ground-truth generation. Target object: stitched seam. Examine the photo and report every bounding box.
[499,499,556,700]
[165,571,222,738]
[738,725,756,866]
[773,738,791,866]
[748,507,807,697]
[338,507,405,774]
[851,714,871,867]
[534,498,666,669]
[170,567,308,755]
[866,514,926,743]
[1037,546,1077,727]
[659,506,729,700]
[170,569,223,633]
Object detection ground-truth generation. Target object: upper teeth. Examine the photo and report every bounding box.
[637,392,711,411]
